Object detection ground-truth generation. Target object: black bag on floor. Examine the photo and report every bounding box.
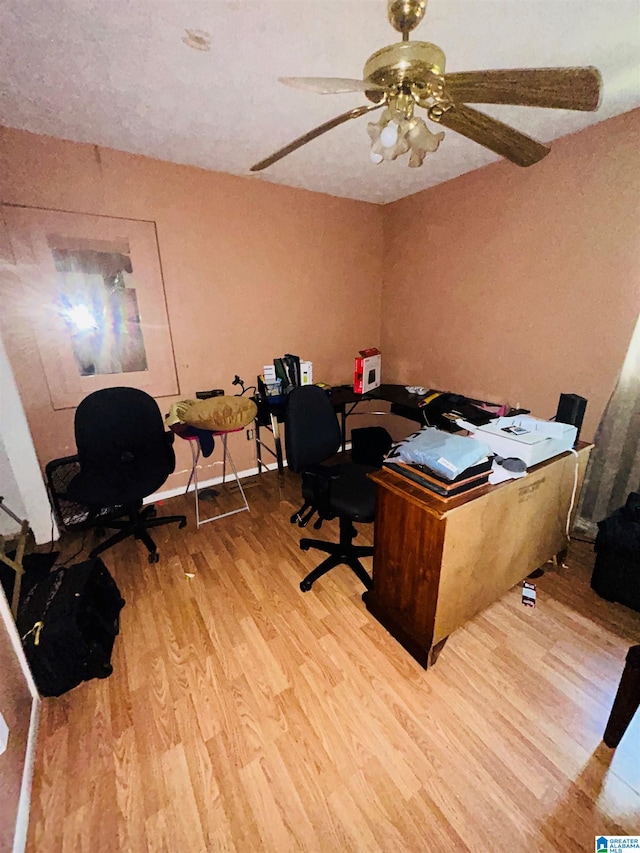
[592,493,640,613]
[17,558,125,697]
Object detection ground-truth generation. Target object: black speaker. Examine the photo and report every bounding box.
[555,393,587,442]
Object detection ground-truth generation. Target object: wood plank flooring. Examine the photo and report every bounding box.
[26,469,640,852]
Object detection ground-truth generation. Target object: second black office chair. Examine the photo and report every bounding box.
[285,385,377,592]
[67,387,187,563]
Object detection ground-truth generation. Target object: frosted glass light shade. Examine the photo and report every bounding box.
[380,121,399,147]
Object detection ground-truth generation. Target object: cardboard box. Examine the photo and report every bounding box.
[470,415,577,467]
[354,348,381,394]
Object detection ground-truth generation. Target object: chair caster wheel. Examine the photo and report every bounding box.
[300,579,313,592]
[300,541,310,551]
[148,551,159,564]
[179,519,187,529]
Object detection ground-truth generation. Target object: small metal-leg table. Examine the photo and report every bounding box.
[0,496,29,617]
[185,430,250,527]
[255,410,285,478]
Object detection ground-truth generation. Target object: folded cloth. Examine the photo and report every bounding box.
[169,422,215,457]
[394,427,492,481]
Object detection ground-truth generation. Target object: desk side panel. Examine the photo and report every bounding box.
[364,484,445,665]
[432,447,591,643]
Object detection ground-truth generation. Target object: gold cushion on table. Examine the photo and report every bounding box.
[178,396,257,432]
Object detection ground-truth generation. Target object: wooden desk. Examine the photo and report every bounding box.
[363,443,592,669]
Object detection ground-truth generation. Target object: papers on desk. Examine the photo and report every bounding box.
[455,418,482,433]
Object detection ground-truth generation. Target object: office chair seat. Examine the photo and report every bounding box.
[67,387,187,564]
[285,385,378,592]
[328,466,376,521]
[69,461,169,508]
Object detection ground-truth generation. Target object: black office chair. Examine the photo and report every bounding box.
[67,387,187,563]
[285,385,377,592]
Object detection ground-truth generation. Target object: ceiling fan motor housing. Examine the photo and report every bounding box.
[363,41,446,102]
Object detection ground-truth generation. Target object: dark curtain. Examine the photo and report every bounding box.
[576,317,640,537]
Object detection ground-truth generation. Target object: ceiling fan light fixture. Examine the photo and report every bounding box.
[367,110,439,166]
[250,1,602,174]
[407,116,445,166]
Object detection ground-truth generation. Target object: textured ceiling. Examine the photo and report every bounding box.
[1,0,639,204]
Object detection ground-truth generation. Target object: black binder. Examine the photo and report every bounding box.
[274,354,302,394]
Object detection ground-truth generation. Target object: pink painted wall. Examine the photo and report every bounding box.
[1,111,639,495]
[381,109,640,443]
[0,128,383,490]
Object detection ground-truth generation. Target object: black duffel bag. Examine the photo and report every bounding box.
[18,558,125,697]
[591,492,640,613]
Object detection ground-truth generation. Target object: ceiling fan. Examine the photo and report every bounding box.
[250,0,602,172]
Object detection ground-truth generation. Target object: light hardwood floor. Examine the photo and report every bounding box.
[26,468,640,852]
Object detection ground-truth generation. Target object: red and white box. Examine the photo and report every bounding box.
[354,348,381,394]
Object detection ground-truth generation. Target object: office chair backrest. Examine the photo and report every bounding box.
[74,387,174,496]
[285,386,341,473]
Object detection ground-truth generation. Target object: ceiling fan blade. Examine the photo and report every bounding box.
[445,67,602,111]
[279,76,384,95]
[432,103,550,167]
[250,103,385,172]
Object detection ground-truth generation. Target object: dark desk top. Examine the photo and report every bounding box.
[329,383,426,423]
[255,383,501,429]
[255,384,428,426]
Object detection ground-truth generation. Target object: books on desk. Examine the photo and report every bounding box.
[383,458,492,499]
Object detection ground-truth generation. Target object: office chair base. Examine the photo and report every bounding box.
[88,505,187,563]
[291,501,333,530]
[291,501,315,527]
[298,517,374,592]
[299,549,373,592]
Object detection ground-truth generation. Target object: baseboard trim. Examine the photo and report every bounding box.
[145,459,287,505]
[145,439,353,506]
[13,697,40,853]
